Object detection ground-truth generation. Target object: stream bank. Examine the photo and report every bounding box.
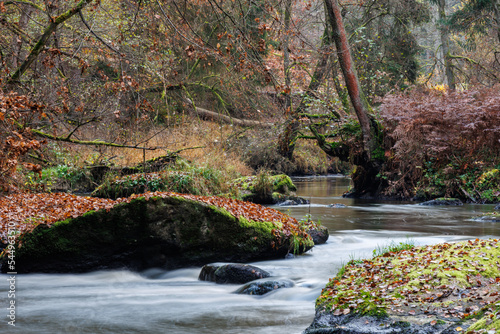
[1,176,498,333]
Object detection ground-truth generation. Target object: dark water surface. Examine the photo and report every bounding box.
[1,176,498,333]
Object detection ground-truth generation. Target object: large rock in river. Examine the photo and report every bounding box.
[0,193,315,273]
[305,239,500,334]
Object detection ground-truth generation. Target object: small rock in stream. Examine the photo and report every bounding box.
[419,198,463,206]
[235,279,294,295]
[198,263,270,284]
[328,203,346,208]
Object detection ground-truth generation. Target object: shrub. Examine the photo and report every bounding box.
[378,87,500,201]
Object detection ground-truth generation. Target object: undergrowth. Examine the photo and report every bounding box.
[92,160,239,199]
[379,87,500,202]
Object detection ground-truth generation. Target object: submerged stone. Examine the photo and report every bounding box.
[275,197,310,206]
[419,198,463,206]
[235,279,294,295]
[474,214,500,222]
[328,203,347,208]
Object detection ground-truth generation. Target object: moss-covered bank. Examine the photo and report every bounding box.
[306,239,500,333]
[0,194,314,273]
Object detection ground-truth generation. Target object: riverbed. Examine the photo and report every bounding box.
[1,176,497,333]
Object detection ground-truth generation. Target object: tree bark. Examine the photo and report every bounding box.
[324,0,375,157]
[283,0,292,113]
[437,0,455,90]
[494,0,500,43]
[10,4,33,69]
[183,98,274,128]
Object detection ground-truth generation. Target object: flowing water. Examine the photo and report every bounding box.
[1,176,498,334]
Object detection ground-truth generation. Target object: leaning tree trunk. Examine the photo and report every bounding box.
[319,0,384,197]
[324,0,376,157]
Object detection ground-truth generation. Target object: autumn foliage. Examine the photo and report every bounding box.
[317,239,500,322]
[0,191,312,247]
[0,90,46,192]
[378,86,500,200]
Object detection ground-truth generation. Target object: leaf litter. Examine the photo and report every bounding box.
[317,239,500,330]
[0,191,313,245]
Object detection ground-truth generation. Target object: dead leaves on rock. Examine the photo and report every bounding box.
[0,191,310,247]
[319,239,500,322]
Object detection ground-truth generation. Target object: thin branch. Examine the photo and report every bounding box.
[78,11,122,56]
[30,127,158,150]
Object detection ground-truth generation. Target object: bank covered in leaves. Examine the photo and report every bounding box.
[0,192,322,273]
[306,239,500,333]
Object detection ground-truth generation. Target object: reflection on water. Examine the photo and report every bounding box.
[1,175,498,333]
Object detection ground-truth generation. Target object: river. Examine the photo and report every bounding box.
[1,176,497,333]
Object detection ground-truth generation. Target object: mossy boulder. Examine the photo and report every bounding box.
[92,168,228,199]
[307,225,329,245]
[0,195,314,273]
[306,239,500,334]
[232,174,306,204]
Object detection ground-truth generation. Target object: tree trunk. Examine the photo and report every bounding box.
[324,0,375,158]
[278,30,332,159]
[10,4,33,69]
[494,0,500,43]
[437,0,455,90]
[283,0,292,113]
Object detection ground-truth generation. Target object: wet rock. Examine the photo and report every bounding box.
[495,203,500,211]
[328,203,346,208]
[474,215,500,222]
[198,263,270,284]
[307,225,329,245]
[235,279,294,295]
[304,313,463,334]
[276,197,310,206]
[419,198,463,206]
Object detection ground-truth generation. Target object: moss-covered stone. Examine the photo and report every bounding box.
[232,174,306,204]
[0,195,312,273]
[305,239,500,334]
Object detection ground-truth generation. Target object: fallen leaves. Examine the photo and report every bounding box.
[317,239,500,323]
[0,191,311,246]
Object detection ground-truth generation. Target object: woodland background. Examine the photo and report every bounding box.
[0,0,499,202]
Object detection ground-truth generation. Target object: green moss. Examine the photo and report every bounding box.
[2,194,315,272]
[272,174,296,193]
[316,239,500,325]
[232,174,297,195]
